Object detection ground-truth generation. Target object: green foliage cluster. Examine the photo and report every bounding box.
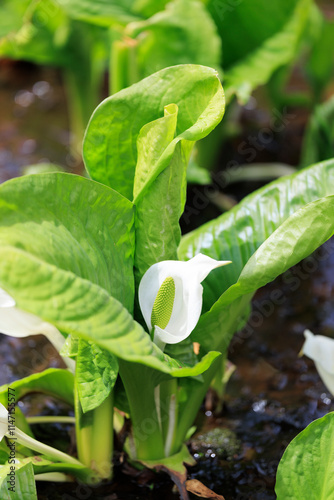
[0,0,323,153]
[0,63,333,497]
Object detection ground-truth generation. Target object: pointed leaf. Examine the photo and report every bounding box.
[179,160,334,352]
[0,369,74,407]
[0,462,37,500]
[275,412,334,500]
[208,0,311,102]
[83,64,224,200]
[0,173,135,311]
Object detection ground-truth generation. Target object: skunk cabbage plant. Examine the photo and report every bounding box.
[0,64,334,497]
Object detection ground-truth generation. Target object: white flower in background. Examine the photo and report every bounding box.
[0,288,74,371]
[0,402,8,441]
[301,329,334,395]
[139,253,231,349]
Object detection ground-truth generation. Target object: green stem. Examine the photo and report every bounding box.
[35,472,73,482]
[26,416,76,425]
[162,380,178,457]
[174,356,221,448]
[119,361,165,460]
[74,380,113,479]
[90,396,114,479]
[110,36,139,95]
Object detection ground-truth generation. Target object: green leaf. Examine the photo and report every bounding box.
[300,95,334,168]
[56,0,141,26]
[0,0,31,38]
[84,65,224,282]
[0,462,37,500]
[208,0,311,103]
[0,0,70,66]
[0,173,135,311]
[178,159,334,352]
[83,64,225,201]
[138,443,195,474]
[0,242,220,375]
[0,369,74,407]
[275,412,334,499]
[0,172,220,376]
[133,104,193,281]
[126,0,222,78]
[76,339,118,413]
[306,17,334,99]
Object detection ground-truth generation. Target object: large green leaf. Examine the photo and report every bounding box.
[0,369,74,407]
[0,462,37,500]
[300,95,334,168]
[178,160,334,352]
[126,0,222,78]
[0,173,135,311]
[83,64,224,201]
[207,0,311,102]
[133,103,193,280]
[275,412,334,499]
[0,173,219,376]
[0,242,220,375]
[208,0,300,66]
[53,0,171,26]
[84,65,224,282]
[223,0,312,102]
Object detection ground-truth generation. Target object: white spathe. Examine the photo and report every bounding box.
[139,253,231,346]
[0,402,8,441]
[302,329,334,395]
[0,288,74,371]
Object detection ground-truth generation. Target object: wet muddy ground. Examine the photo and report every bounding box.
[1,60,334,499]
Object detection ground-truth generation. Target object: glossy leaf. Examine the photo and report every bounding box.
[0,172,219,376]
[127,0,222,78]
[275,412,334,499]
[133,103,192,280]
[0,462,37,500]
[83,64,224,200]
[0,0,31,38]
[0,173,135,310]
[0,369,74,407]
[84,65,224,282]
[179,159,334,352]
[208,0,311,102]
[76,339,118,413]
[0,242,220,375]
